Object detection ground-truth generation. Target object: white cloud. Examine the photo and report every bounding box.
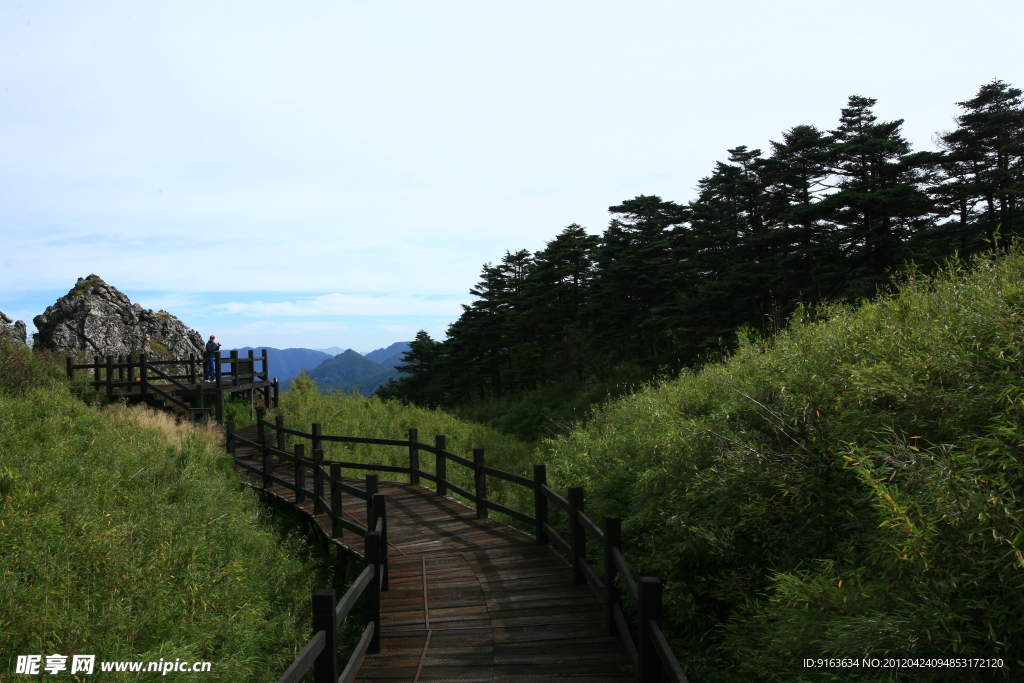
[219,293,465,317]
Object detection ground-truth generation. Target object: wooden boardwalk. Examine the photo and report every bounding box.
[232,427,633,682]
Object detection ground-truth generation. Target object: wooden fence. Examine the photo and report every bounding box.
[66,349,280,422]
[234,409,688,683]
[227,420,391,683]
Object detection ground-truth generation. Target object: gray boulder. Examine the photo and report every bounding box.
[33,275,205,363]
[0,311,28,346]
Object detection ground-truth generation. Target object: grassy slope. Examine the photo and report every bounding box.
[0,363,317,681]
[540,253,1024,681]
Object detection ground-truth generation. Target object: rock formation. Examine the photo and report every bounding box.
[33,275,205,362]
[0,311,28,346]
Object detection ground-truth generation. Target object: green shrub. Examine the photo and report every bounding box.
[542,252,1024,681]
[0,340,63,394]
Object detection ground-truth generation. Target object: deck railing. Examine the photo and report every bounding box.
[66,350,280,421]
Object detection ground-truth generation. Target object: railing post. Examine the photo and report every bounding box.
[604,515,621,636]
[215,350,222,390]
[139,353,148,396]
[230,349,239,385]
[435,435,447,497]
[313,448,324,514]
[408,428,419,486]
[474,448,487,519]
[215,389,224,424]
[188,353,196,384]
[273,378,280,408]
[312,423,322,454]
[372,493,388,591]
[364,531,382,655]
[66,356,74,382]
[568,486,586,585]
[225,420,236,455]
[117,354,125,382]
[638,577,664,683]
[276,415,286,452]
[256,406,266,446]
[93,355,101,390]
[365,474,379,523]
[311,588,338,683]
[105,355,114,400]
[534,464,549,545]
[331,463,342,538]
[294,444,306,504]
[262,440,272,489]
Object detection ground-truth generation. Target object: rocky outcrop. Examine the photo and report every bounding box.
[33,275,205,362]
[0,311,28,346]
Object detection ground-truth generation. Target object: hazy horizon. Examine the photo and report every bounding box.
[3,0,1021,350]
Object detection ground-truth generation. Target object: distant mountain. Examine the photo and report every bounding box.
[233,347,332,384]
[303,349,403,395]
[379,351,407,368]
[364,342,411,366]
[316,346,346,356]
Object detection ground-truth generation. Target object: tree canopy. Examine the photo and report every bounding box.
[379,81,1024,412]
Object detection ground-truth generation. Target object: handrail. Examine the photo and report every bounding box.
[275,630,325,683]
[144,362,194,394]
[276,531,385,683]
[249,413,688,683]
[145,383,193,413]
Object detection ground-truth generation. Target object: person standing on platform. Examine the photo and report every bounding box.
[204,335,221,381]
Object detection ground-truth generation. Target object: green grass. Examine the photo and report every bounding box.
[0,347,321,682]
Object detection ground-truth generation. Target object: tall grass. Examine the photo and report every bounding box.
[0,350,318,681]
[540,252,1024,681]
[279,374,538,519]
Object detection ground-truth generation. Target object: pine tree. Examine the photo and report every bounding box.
[825,95,933,297]
[686,147,777,345]
[519,224,600,382]
[763,125,841,300]
[444,250,535,399]
[935,80,1024,247]
[589,195,689,366]
[385,330,444,406]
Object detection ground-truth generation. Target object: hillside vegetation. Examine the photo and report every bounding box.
[0,347,318,681]
[540,251,1024,681]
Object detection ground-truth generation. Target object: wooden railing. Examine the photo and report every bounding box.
[251,411,688,683]
[226,418,392,683]
[226,419,390,583]
[66,350,280,422]
[276,522,386,683]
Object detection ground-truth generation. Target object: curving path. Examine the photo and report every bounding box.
[232,427,633,683]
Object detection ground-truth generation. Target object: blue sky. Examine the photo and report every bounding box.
[2,0,1021,353]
